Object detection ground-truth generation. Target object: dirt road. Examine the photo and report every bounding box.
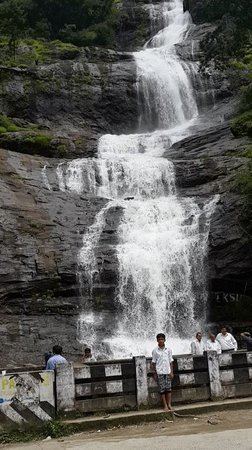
[4,409,252,450]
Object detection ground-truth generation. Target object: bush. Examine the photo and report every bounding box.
[49,40,80,59]
[0,126,7,133]
[239,83,252,113]
[24,133,52,146]
[0,131,53,155]
[235,161,252,234]
[231,111,252,138]
[0,114,19,131]
[199,0,251,65]
[90,22,115,46]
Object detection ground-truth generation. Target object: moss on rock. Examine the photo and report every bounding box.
[0,114,19,132]
[0,38,81,68]
[231,111,252,138]
[0,130,73,158]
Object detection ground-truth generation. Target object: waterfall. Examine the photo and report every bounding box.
[137,0,198,131]
[54,0,218,357]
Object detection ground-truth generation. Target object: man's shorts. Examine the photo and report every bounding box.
[157,374,172,394]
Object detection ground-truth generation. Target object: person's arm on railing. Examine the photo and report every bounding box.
[231,334,238,351]
[191,341,196,355]
[151,350,158,381]
[169,361,174,380]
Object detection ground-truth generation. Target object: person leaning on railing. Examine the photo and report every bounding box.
[216,326,238,353]
[240,332,252,351]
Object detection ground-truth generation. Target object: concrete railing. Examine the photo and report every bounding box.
[147,353,211,405]
[56,358,137,413]
[219,352,252,398]
[56,351,252,413]
[1,351,251,424]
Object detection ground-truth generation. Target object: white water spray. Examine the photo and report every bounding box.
[55,0,218,357]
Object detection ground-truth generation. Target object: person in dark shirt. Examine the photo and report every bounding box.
[240,332,252,351]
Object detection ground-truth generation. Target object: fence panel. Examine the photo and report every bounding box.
[219,351,252,398]
[74,359,137,412]
[147,354,210,406]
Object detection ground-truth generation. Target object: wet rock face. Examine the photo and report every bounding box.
[0,51,138,156]
[183,0,205,23]
[116,0,151,51]
[166,123,252,322]
[0,148,113,366]
[0,148,99,303]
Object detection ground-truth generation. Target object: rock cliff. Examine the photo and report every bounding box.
[0,0,251,366]
[0,49,138,158]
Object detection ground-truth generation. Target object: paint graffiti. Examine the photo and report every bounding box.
[0,371,55,424]
[0,376,16,403]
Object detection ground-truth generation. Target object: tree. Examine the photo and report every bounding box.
[28,0,117,40]
[0,0,30,57]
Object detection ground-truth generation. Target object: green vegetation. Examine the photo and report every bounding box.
[0,0,120,57]
[235,160,252,234]
[199,0,252,64]
[0,38,81,67]
[229,48,252,139]
[0,421,75,444]
[242,146,252,158]
[0,0,29,57]
[0,114,19,132]
[199,1,252,145]
[236,162,252,196]
[0,128,70,157]
[231,111,252,138]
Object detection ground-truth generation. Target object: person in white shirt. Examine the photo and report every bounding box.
[190,332,205,356]
[216,326,238,352]
[83,348,96,363]
[151,333,174,412]
[206,333,222,354]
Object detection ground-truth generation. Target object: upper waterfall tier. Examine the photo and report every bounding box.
[136,0,198,131]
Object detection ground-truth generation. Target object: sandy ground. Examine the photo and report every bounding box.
[2,409,252,450]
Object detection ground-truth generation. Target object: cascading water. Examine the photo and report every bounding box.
[138,0,198,131]
[53,0,218,357]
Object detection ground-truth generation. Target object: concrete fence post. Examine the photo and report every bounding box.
[134,356,149,409]
[207,351,223,400]
[56,363,75,412]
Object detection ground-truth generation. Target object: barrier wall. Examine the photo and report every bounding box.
[75,359,137,412]
[219,352,252,398]
[56,351,252,413]
[56,359,137,413]
[147,354,210,405]
[1,351,251,422]
[0,371,55,425]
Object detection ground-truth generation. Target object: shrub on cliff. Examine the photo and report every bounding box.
[198,0,251,64]
[235,160,252,236]
[231,111,252,138]
[198,0,250,28]
[0,114,19,132]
